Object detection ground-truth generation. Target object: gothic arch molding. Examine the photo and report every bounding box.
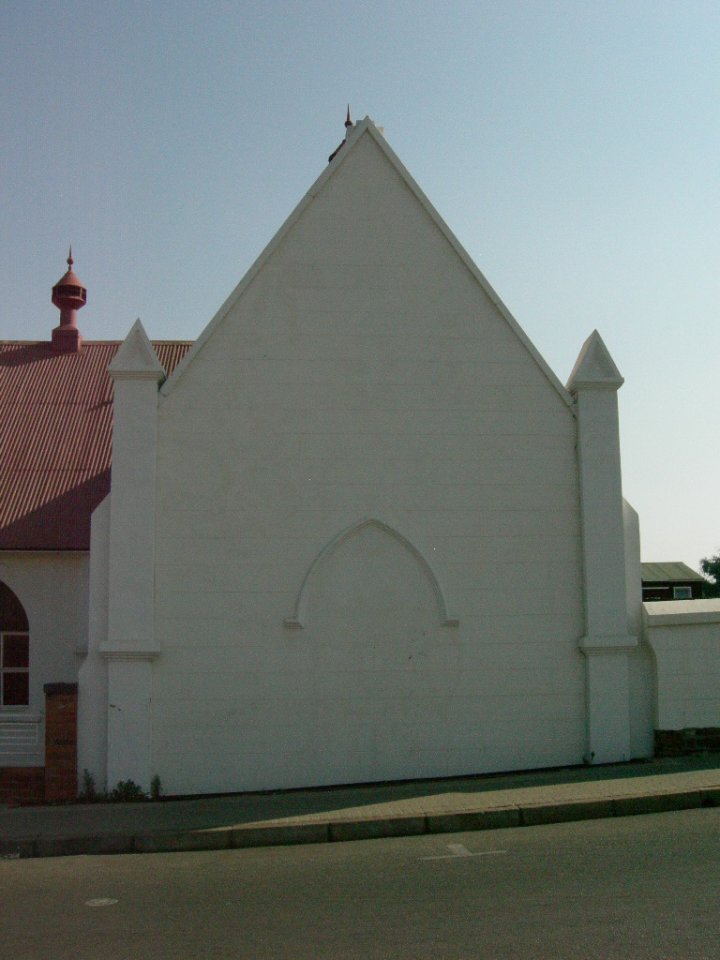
[0,579,31,709]
[284,518,459,629]
[0,580,30,631]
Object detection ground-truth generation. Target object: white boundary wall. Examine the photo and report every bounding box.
[644,600,720,730]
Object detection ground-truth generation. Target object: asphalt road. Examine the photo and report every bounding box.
[2,808,719,959]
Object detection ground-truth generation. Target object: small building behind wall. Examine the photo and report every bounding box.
[641,562,706,602]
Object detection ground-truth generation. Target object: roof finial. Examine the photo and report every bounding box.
[51,248,86,353]
[329,107,354,163]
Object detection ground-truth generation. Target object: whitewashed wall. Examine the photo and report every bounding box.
[150,126,587,794]
[645,600,720,729]
[624,500,654,758]
[77,496,110,790]
[0,553,87,767]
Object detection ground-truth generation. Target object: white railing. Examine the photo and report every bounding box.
[0,715,41,755]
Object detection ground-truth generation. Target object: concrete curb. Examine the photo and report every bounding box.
[1,785,718,860]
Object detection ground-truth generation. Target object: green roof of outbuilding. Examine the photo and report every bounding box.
[641,562,704,583]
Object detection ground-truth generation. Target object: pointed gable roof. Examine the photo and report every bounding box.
[162,117,572,406]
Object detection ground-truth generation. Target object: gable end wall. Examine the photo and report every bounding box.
[150,132,585,794]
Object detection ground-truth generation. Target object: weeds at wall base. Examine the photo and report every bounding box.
[78,770,163,803]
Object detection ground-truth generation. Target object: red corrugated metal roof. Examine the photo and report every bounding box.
[0,340,192,551]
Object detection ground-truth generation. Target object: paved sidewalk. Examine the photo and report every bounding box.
[2,754,719,859]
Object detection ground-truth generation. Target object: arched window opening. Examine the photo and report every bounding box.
[0,582,30,708]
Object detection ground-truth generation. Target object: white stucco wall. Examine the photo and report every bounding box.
[623,500,654,758]
[0,552,87,767]
[644,600,720,729]
[144,129,587,795]
[77,496,110,790]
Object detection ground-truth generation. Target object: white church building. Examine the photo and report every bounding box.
[1,117,718,801]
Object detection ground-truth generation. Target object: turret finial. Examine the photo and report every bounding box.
[345,104,352,128]
[51,248,87,353]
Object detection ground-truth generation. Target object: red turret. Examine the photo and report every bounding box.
[51,247,86,353]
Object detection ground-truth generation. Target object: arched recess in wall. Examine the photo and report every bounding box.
[0,581,30,707]
[284,518,459,630]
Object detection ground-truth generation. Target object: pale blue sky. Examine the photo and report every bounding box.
[2,0,718,570]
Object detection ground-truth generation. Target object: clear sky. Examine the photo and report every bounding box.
[2,0,718,571]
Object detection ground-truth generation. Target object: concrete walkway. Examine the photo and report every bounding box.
[2,754,719,859]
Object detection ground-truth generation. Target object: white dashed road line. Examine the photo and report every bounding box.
[421,843,508,860]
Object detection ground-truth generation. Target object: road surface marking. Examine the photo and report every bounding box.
[86,898,119,907]
[421,843,508,860]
